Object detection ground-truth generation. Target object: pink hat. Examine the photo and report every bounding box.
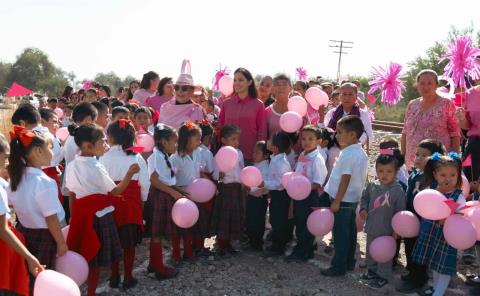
[175,59,194,86]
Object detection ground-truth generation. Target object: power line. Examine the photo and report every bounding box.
[329,40,353,82]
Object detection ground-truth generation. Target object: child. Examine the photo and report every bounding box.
[92,101,110,129]
[196,120,215,177]
[47,97,58,110]
[112,106,130,122]
[99,119,150,290]
[318,127,334,162]
[65,123,140,296]
[133,107,154,134]
[288,125,328,262]
[397,140,446,294]
[261,132,292,256]
[11,104,40,131]
[0,133,44,295]
[322,115,369,276]
[378,138,408,187]
[146,124,180,279]
[211,124,245,255]
[359,149,406,289]
[61,104,74,127]
[411,153,466,296]
[244,141,270,252]
[7,127,66,276]
[85,88,98,103]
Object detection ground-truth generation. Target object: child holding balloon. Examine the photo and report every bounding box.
[359,148,406,289]
[411,152,465,296]
[99,119,150,290]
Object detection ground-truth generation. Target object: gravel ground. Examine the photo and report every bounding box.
[84,131,478,296]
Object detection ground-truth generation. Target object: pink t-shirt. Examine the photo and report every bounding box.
[465,87,480,136]
[265,104,282,139]
[146,95,171,112]
[133,89,156,106]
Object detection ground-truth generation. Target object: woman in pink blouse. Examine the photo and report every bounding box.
[133,71,160,106]
[145,77,174,112]
[401,69,461,170]
[218,68,266,163]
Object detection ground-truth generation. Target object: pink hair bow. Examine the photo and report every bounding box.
[379,148,394,156]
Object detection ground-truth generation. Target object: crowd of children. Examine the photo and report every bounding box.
[0,73,479,296]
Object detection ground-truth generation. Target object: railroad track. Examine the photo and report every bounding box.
[372,120,403,133]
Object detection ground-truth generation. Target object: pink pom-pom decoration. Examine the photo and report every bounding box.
[441,35,480,89]
[82,80,92,90]
[212,65,230,91]
[295,67,308,81]
[368,62,405,105]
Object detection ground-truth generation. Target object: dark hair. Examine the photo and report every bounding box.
[91,101,109,116]
[47,97,58,104]
[0,133,9,154]
[62,86,73,98]
[220,124,241,139]
[337,115,364,139]
[65,103,74,110]
[255,140,269,157]
[72,102,98,123]
[125,103,139,114]
[68,123,104,147]
[107,120,136,155]
[379,138,399,149]
[153,124,177,177]
[112,106,130,119]
[271,132,291,154]
[319,128,334,149]
[39,108,57,122]
[140,71,160,90]
[99,85,111,97]
[158,77,173,96]
[134,107,152,119]
[199,121,214,142]
[86,88,97,95]
[234,68,258,98]
[177,122,201,155]
[8,131,47,191]
[110,99,125,109]
[295,80,309,91]
[376,148,404,170]
[127,80,140,100]
[423,154,462,189]
[11,104,41,125]
[273,73,292,87]
[418,139,446,155]
[301,125,322,139]
[99,97,110,106]
[331,91,340,98]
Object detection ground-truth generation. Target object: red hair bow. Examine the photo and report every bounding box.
[185,121,196,130]
[379,148,394,156]
[9,125,35,147]
[118,119,133,129]
[194,119,210,126]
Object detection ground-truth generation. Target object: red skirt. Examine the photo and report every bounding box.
[150,188,191,239]
[88,213,123,267]
[0,224,29,296]
[210,183,246,241]
[16,224,56,269]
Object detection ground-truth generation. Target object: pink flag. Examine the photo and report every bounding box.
[5,82,33,97]
[367,94,376,104]
[463,154,472,167]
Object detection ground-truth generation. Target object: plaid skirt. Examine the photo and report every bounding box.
[0,290,19,296]
[89,213,123,267]
[16,224,56,269]
[191,201,212,238]
[118,224,142,249]
[210,183,245,241]
[151,188,190,239]
[412,219,457,275]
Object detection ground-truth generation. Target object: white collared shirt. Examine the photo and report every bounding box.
[250,160,270,196]
[61,135,80,195]
[323,108,374,145]
[196,144,214,174]
[170,150,202,187]
[33,125,64,166]
[286,150,297,170]
[264,153,292,191]
[8,167,64,228]
[65,155,116,199]
[147,148,176,186]
[295,149,328,186]
[0,181,9,220]
[318,146,328,162]
[99,145,150,202]
[325,143,368,203]
[213,148,244,184]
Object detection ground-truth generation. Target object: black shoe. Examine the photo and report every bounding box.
[466,276,480,286]
[122,278,138,290]
[360,270,377,280]
[284,252,308,263]
[366,277,388,289]
[155,267,178,281]
[395,279,424,293]
[320,268,345,277]
[418,286,434,296]
[400,271,411,281]
[108,276,121,288]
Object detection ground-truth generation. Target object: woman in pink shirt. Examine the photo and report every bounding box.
[218,68,266,163]
[133,71,160,106]
[146,77,174,112]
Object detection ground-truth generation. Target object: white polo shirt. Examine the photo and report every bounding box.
[213,148,244,184]
[295,148,328,186]
[147,148,176,186]
[264,153,292,191]
[170,150,202,187]
[196,144,214,174]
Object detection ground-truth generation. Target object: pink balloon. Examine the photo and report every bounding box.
[286,174,311,200]
[172,198,199,228]
[466,207,480,241]
[215,146,239,173]
[443,214,477,250]
[218,76,234,96]
[462,175,470,197]
[55,127,69,142]
[186,178,216,203]
[413,189,450,220]
[391,211,420,238]
[281,172,299,188]
[34,270,80,296]
[356,205,365,232]
[369,236,397,263]
[54,108,64,119]
[287,96,308,117]
[305,87,329,109]
[307,209,334,236]
[279,111,303,133]
[240,166,263,187]
[462,201,480,215]
[55,251,88,286]
[136,133,154,153]
[61,225,69,241]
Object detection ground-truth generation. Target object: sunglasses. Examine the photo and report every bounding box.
[174,85,193,92]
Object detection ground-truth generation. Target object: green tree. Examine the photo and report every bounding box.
[94,71,123,90]
[0,62,12,94]
[122,75,138,86]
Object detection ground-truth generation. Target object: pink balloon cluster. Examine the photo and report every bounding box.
[307,209,334,236]
[240,166,263,187]
[34,270,80,296]
[172,198,199,228]
[186,178,216,203]
[215,146,239,173]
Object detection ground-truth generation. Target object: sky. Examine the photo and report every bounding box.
[0,0,479,87]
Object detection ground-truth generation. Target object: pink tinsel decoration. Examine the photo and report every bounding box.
[368,62,405,105]
[441,35,480,89]
[82,80,92,90]
[296,67,308,81]
[212,65,230,91]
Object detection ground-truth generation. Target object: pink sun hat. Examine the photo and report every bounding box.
[175,59,194,86]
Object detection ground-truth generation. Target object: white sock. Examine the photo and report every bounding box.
[432,272,451,296]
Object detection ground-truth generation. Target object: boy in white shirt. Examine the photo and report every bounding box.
[321,115,368,277]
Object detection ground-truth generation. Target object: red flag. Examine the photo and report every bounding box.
[463,154,472,167]
[5,82,33,97]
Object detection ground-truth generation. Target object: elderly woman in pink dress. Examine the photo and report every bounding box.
[133,71,160,106]
[146,77,174,112]
[218,68,266,164]
[401,69,461,170]
[158,60,205,130]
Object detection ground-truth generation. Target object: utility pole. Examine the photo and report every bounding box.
[329,40,353,82]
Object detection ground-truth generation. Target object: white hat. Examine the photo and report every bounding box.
[175,59,194,86]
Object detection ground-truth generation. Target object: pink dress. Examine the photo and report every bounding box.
[402,97,460,170]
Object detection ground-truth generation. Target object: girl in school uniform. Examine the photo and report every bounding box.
[146,124,181,279]
[0,133,43,296]
[7,126,66,285]
[65,123,140,296]
[99,119,150,290]
[211,124,245,255]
